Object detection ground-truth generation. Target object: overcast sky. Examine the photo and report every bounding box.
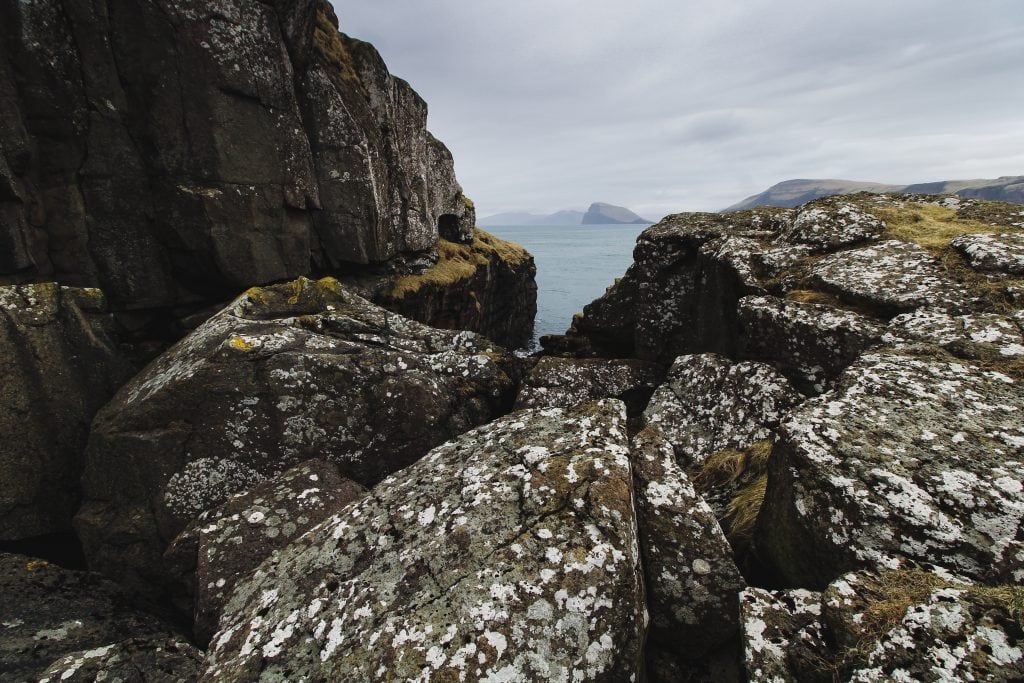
[333,1,1024,219]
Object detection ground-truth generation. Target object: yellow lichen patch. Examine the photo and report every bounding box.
[875,202,1010,250]
[228,336,255,352]
[26,559,48,572]
[389,229,530,299]
[312,1,361,83]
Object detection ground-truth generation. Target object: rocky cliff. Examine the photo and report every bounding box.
[0,0,532,347]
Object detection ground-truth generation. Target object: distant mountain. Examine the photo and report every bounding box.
[724,176,1024,211]
[478,210,585,226]
[581,203,650,225]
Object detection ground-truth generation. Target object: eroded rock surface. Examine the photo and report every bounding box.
[741,571,1024,683]
[0,284,133,539]
[952,232,1024,275]
[758,348,1024,587]
[0,553,186,683]
[515,357,662,416]
[631,426,745,678]
[643,353,802,468]
[77,277,516,600]
[37,637,202,683]
[782,200,885,251]
[884,308,1024,359]
[164,459,366,644]
[203,400,646,682]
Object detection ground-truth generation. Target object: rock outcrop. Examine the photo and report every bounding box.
[77,277,518,600]
[0,0,474,310]
[203,400,647,682]
[378,230,537,349]
[741,570,1024,682]
[163,459,366,644]
[581,202,651,225]
[0,553,197,682]
[514,356,662,417]
[0,283,133,540]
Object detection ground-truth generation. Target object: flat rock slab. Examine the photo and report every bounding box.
[782,201,885,251]
[203,400,646,682]
[514,357,662,415]
[37,636,201,683]
[0,553,186,683]
[77,277,516,599]
[810,239,970,314]
[758,348,1024,587]
[0,284,132,539]
[643,353,803,468]
[885,308,1024,359]
[164,459,366,644]
[741,571,1024,682]
[951,232,1024,275]
[631,427,745,664]
[738,294,884,393]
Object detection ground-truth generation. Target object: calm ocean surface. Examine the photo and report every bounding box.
[486,223,652,348]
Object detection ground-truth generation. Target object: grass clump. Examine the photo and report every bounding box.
[312,1,361,83]
[875,202,1002,250]
[389,229,529,299]
[694,440,773,548]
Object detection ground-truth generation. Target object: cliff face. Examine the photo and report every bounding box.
[0,0,476,311]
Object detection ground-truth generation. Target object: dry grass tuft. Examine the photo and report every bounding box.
[785,289,838,306]
[726,474,768,545]
[313,2,361,83]
[875,202,1002,250]
[695,440,773,546]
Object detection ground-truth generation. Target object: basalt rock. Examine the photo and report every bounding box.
[757,347,1024,588]
[0,283,133,540]
[202,400,646,682]
[0,0,477,314]
[378,230,537,349]
[631,426,745,680]
[36,637,202,683]
[77,277,517,601]
[0,553,189,683]
[642,353,802,468]
[741,571,1024,682]
[163,459,366,645]
[951,232,1024,275]
[515,356,662,417]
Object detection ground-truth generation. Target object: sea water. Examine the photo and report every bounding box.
[486,223,651,348]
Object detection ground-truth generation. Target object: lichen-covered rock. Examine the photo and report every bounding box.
[758,348,1024,588]
[0,283,133,539]
[809,240,970,314]
[77,277,517,600]
[738,294,884,393]
[951,232,1024,275]
[37,636,202,683]
[631,426,745,674]
[741,571,1024,683]
[884,308,1024,359]
[515,357,662,416]
[0,0,474,309]
[164,459,366,644]
[782,201,885,250]
[202,400,646,682]
[739,587,826,683]
[555,209,789,363]
[0,553,186,683]
[643,353,803,468]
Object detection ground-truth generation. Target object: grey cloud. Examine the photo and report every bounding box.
[334,0,1024,216]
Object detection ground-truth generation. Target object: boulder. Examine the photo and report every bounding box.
[781,200,885,250]
[515,357,662,416]
[0,553,187,683]
[884,308,1024,359]
[164,459,366,644]
[757,348,1024,588]
[202,400,646,682]
[631,426,745,676]
[737,294,884,393]
[77,277,517,600]
[741,571,1024,682]
[951,232,1024,275]
[37,637,202,683]
[0,283,133,539]
[809,239,970,315]
[642,353,803,468]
